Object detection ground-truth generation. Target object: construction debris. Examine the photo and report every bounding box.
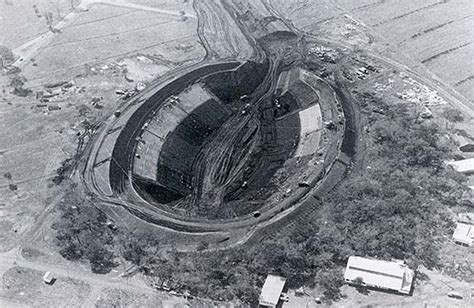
[308,46,339,63]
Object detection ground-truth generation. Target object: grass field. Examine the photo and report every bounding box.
[0,0,80,49]
[271,0,342,29]
[128,0,196,17]
[0,98,78,252]
[337,0,474,101]
[21,3,204,88]
[270,0,474,102]
[1,266,91,307]
[95,288,179,307]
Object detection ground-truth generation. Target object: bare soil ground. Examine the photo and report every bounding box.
[194,0,256,60]
[94,287,186,308]
[1,266,91,308]
[282,268,473,308]
[334,267,474,308]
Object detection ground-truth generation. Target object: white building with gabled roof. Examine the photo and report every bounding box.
[259,274,286,307]
[344,256,414,295]
[453,223,474,246]
[447,158,474,174]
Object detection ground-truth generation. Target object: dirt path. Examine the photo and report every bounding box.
[90,0,197,19]
[12,1,90,68]
[12,0,196,69]
[0,249,147,293]
[0,248,176,307]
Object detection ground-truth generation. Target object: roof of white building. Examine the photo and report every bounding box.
[344,256,414,294]
[259,275,286,307]
[447,158,474,173]
[453,223,474,246]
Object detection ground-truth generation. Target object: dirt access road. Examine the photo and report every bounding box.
[0,248,185,307]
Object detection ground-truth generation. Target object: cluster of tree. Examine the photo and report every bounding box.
[115,218,352,304]
[4,172,18,192]
[9,75,32,97]
[52,182,118,274]
[334,93,469,269]
[0,46,15,69]
[32,1,81,33]
[52,158,75,185]
[52,92,469,304]
[442,107,464,130]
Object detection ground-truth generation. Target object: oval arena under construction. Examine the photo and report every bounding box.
[83,55,358,239]
[4,0,474,306]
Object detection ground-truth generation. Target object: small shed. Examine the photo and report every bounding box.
[43,271,55,285]
[344,256,414,295]
[453,223,474,246]
[259,274,286,307]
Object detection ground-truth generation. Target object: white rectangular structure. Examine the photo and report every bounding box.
[344,256,414,295]
[43,271,55,284]
[259,275,286,307]
[447,158,474,174]
[453,223,474,246]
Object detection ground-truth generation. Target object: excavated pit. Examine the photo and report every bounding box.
[125,63,335,220]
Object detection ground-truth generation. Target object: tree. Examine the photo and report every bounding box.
[196,240,209,251]
[52,158,75,185]
[89,247,117,274]
[9,75,25,88]
[10,75,32,97]
[53,183,118,274]
[442,107,464,130]
[0,46,15,68]
[122,232,161,268]
[442,107,464,123]
[316,269,344,302]
[353,277,369,294]
[44,11,55,32]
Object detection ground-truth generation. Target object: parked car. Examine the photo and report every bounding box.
[280,293,289,302]
[447,291,463,299]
